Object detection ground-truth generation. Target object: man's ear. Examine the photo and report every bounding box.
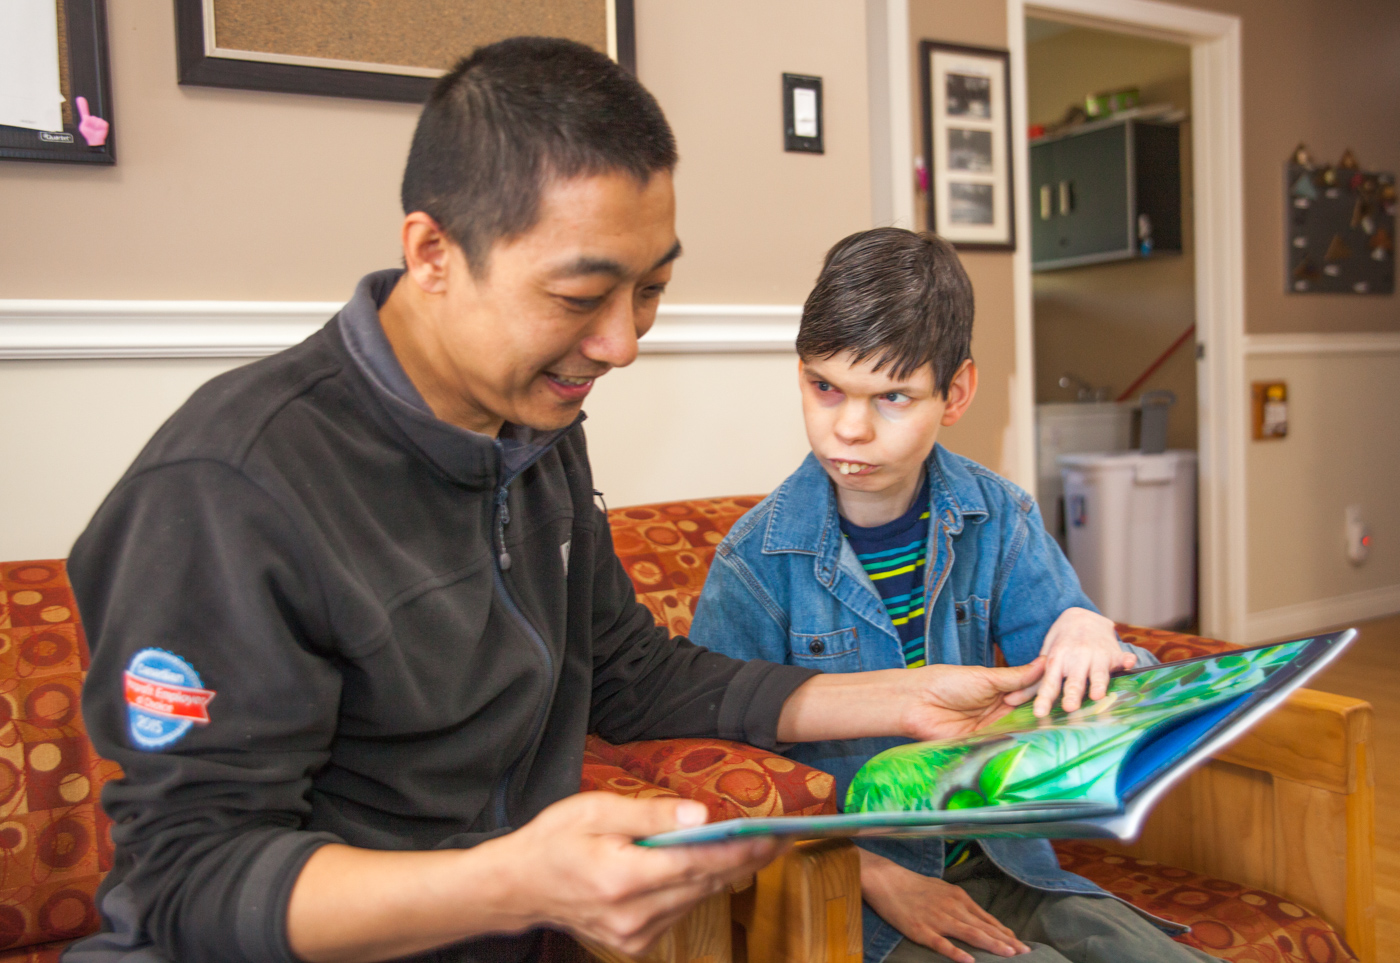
[401,212,455,295]
[940,359,978,427]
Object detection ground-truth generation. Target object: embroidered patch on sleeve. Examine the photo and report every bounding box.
[124,648,216,751]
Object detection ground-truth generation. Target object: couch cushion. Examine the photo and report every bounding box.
[1055,842,1355,963]
[0,562,120,954]
[585,735,836,820]
[1116,624,1238,661]
[0,944,65,963]
[606,497,762,638]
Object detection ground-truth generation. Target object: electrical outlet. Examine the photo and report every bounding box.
[1345,505,1371,565]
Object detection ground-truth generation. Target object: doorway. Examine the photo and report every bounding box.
[1006,0,1247,641]
[1026,19,1198,628]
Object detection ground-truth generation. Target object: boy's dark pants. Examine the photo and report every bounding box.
[885,853,1218,963]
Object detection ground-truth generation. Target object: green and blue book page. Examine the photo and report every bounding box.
[642,630,1355,847]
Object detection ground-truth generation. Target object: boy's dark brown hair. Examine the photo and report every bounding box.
[796,228,974,396]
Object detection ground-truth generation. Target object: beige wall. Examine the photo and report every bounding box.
[0,359,245,560]
[637,0,871,304]
[0,0,872,558]
[1027,26,1198,450]
[0,3,415,300]
[907,0,1016,477]
[1245,352,1400,612]
[1180,0,1400,335]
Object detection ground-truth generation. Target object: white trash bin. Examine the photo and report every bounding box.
[1057,450,1197,628]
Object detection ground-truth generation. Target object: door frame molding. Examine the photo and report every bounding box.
[1006,0,1247,640]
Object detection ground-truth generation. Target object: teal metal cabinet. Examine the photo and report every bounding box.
[1031,117,1181,271]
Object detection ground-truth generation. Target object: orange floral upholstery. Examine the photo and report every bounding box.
[0,562,120,960]
[604,498,1356,963]
[607,497,762,638]
[1116,624,1239,662]
[583,735,836,820]
[1055,843,1354,963]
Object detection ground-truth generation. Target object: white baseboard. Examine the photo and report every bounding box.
[1244,582,1400,643]
[1244,332,1400,356]
[0,301,802,360]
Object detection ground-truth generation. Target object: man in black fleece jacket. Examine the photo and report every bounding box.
[68,38,1045,963]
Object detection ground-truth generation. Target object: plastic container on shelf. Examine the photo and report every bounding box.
[1058,450,1197,629]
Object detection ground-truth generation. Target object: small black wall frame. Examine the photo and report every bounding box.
[0,0,115,165]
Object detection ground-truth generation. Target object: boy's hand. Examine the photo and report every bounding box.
[1020,607,1136,717]
[859,849,1029,962]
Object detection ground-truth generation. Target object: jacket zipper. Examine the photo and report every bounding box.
[487,440,563,829]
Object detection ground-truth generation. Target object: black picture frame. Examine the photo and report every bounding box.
[0,0,115,165]
[174,0,637,104]
[919,41,1015,251]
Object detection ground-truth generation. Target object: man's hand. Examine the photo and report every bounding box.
[506,792,783,954]
[859,849,1029,963]
[777,660,1045,744]
[899,658,1047,742]
[289,792,782,963]
[1018,607,1136,717]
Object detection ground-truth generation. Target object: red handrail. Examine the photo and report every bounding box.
[1116,324,1197,403]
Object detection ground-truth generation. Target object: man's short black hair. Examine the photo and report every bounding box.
[796,228,974,396]
[401,36,678,273]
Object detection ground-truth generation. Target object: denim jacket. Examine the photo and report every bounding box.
[690,446,1179,962]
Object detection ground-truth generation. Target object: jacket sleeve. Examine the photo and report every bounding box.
[989,498,1157,669]
[583,510,815,749]
[688,542,793,665]
[71,461,345,963]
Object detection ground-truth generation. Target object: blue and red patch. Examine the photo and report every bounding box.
[123,648,215,751]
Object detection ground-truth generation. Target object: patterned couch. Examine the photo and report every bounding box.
[0,495,1368,962]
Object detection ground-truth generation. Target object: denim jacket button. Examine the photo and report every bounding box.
[809,639,825,655]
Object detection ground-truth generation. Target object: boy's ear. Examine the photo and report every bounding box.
[940,359,978,427]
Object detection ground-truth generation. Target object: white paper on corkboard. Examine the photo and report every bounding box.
[0,0,65,132]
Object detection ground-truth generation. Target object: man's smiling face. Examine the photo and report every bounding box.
[387,169,679,435]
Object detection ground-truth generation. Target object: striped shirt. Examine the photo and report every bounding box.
[839,477,975,868]
[838,476,931,668]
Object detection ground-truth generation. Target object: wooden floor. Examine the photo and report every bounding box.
[1311,612,1400,960]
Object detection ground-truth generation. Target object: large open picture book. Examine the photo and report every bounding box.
[643,629,1356,847]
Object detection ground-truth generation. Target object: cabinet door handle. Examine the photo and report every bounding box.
[1058,180,1075,215]
[1039,184,1052,219]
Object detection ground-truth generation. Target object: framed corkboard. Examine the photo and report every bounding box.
[174,0,636,103]
[0,0,115,165]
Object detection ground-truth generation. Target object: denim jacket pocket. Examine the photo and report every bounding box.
[787,627,861,671]
[953,595,991,665]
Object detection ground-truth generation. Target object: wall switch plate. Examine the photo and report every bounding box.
[1345,505,1372,565]
[783,73,823,153]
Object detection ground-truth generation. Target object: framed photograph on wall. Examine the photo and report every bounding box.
[174,0,636,103]
[920,41,1014,250]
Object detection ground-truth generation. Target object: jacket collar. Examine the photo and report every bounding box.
[336,268,579,490]
[762,445,990,569]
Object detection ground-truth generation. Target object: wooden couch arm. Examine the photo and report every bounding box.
[733,839,863,963]
[1105,687,1375,963]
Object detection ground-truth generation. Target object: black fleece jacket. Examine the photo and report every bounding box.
[66,272,815,963]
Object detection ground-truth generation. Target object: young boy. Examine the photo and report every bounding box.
[690,229,1215,963]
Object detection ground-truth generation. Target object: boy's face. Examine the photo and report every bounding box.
[799,352,977,513]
